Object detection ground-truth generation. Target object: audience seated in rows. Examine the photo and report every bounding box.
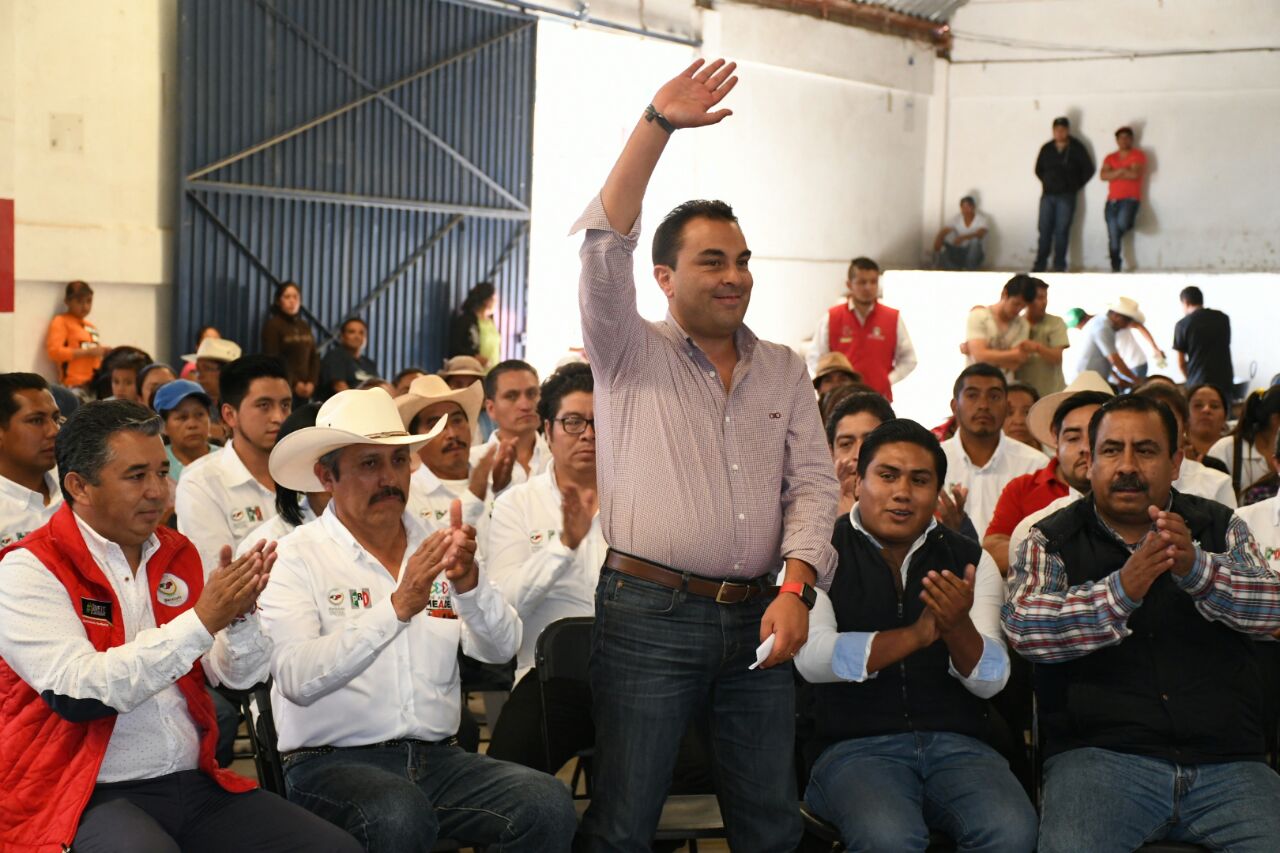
[136,362,177,409]
[183,336,243,443]
[1237,430,1280,573]
[471,360,551,487]
[154,379,217,482]
[1208,385,1280,505]
[1002,382,1042,451]
[1135,381,1237,507]
[233,404,328,555]
[1185,383,1230,464]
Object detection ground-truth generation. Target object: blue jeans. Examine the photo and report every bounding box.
[1034,193,1077,272]
[282,741,577,852]
[805,731,1037,853]
[1040,747,1280,853]
[1105,198,1140,270]
[939,240,985,271]
[580,568,799,852]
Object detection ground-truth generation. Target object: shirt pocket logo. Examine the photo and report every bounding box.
[156,573,189,607]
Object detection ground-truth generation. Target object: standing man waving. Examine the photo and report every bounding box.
[574,59,839,852]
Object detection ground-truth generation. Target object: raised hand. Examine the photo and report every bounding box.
[1118,529,1176,602]
[935,485,969,532]
[391,529,455,621]
[194,541,277,634]
[561,482,597,551]
[442,499,480,594]
[490,437,518,494]
[651,58,739,130]
[920,565,976,636]
[469,444,497,501]
[1151,506,1195,576]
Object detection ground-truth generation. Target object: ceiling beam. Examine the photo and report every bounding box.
[723,0,952,55]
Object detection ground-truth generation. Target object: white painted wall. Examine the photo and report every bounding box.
[0,0,177,376]
[525,4,938,374]
[937,0,1280,272]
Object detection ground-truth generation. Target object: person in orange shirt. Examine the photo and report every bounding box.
[1100,126,1147,272]
[44,280,109,389]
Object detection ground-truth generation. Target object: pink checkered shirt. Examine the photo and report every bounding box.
[572,195,838,588]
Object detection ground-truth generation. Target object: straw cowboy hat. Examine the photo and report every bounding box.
[812,352,862,388]
[395,374,484,431]
[269,388,445,492]
[1106,297,1146,325]
[440,355,486,379]
[181,337,242,364]
[1027,371,1115,447]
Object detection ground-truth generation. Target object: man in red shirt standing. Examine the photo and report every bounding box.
[1100,126,1147,272]
[807,257,917,401]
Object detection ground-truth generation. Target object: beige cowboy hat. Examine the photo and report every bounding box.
[812,352,862,387]
[440,355,486,379]
[1106,296,1145,325]
[396,373,484,432]
[1027,371,1115,447]
[181,338,243,364]
[269,388,444,492]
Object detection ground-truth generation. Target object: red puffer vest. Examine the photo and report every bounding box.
[0,505,254,853]
[826,301,900,400]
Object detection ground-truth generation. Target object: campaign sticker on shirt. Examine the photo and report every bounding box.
[529,529,559,551]
[80,597,113,625]
[327,587,347,616]
[349,588,372,609]
[156,574,189,607]
[426,578,456,619]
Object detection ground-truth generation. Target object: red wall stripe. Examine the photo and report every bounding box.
[0,198,13,314]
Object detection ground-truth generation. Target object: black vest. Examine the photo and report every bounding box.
[809,518,990,757]
[1034,491,1265,764]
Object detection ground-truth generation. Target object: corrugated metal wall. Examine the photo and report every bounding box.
[175,0,535,376]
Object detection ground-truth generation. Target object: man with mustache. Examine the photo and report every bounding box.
[257,388,575,852]
[984,372,1113,576]
[940,363,1048,542]
[797,418,1036,852]
[0,401,356,852]
[0,373,63,548]
[1004,395,1280,852]
[176,355,293,572]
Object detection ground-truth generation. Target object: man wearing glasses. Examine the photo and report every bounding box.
[0,373,64,548]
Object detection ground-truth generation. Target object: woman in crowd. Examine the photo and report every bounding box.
[154,379,218,482]
[1185,383,1230,462]
[262,281,319,401]
[44,280,108,391]
[1209,385,1280,505]
[447,281,500,368]
[136,362,177,409]
[91,346,152,402]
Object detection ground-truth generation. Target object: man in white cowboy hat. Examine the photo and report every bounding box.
[1075,297,1147,389]
[396,373,505,547]
[181,337,243,442]
[984,372,1114,575]
[440,355,497,445]
[256,388,576,852]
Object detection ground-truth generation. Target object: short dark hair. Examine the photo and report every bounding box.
[482,359,538,401]
[825,392,895,447]
[537,363,593,427]
[0,373,51,428]
[847,257,880,279]
[340,316,367,333]
[1053,116,1070,128]
[952,363,1008,401]
[393,367,426,386]
[959,195,975,207]
[1050,390,1112,438]
[1088,395,1180,457]
[56,400,162,505]
[1115,126,1134,138]
[856,418,947,484]
[275,403,321,527]
[1002,273,1038,302]
[1136,382,1190,428]
[652,200,739,269]
[1180,286,1204,306]
[219,355,289,410]
[65,280,92,299]
[1005,382,1041,404]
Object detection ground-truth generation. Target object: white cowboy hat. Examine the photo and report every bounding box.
[181,338,242,364]
[1027,371,1115,447]
[395,374,484,431]
[439,355,486,378]
[269,388,444,492]
[1106,297,1145,325]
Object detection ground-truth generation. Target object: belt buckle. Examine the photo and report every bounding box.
[715,581,747,604]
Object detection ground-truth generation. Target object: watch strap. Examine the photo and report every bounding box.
[644,103,676,134]
[777,581,816,610]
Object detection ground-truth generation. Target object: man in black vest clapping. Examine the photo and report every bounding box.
[796,419,1037,852]
[1005,394,1280,853]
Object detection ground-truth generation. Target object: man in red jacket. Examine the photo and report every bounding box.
[0,400,357,853]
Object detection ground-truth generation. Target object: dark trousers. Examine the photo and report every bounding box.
[580,569,799,853]
[71,769,360,853]
[1105,198,1140,270]
[1034,192,1077,272]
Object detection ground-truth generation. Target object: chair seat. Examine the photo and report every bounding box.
[573,794,726,840]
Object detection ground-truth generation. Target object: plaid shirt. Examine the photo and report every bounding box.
[573,195,838,587]
[1003,502,1280,662]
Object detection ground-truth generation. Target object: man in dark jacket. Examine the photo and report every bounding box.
[1004,395,1280,852]
[1033,117,1094,273]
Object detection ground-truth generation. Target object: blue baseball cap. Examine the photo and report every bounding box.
[152,379,212,415]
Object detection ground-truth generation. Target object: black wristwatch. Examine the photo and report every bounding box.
[644,103,676,134]
[776,581,817,610]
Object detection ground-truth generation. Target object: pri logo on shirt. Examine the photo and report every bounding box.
[230,506,265,524]
[156,573,189,607]
[869,326,885,341]
[349,588,372,609]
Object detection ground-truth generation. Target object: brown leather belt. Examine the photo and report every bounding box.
[604,549,774,605]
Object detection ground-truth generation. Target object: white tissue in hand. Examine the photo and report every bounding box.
[749,633,776,670]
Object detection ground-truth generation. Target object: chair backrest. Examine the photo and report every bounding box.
[535,616,594,684]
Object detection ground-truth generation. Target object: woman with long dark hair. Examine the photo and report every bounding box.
[447,281,499,368]
[1185,383,1230,463]
[262,281,319,401]
[1208,385,1280,505]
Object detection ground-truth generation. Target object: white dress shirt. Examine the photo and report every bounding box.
[795,505,1009,699]
[0,513,270,782]
[1176,457,1238,508]
[1208,435,1270,492]
[468,431,552,489]
[487,465,605,684]
[407,466,493,566]
[0,469,62,548]
[258,505,521,751]
[1237,496,1280,574]
[941,432,1049,541]
[233,496,320,558]
[805,303,918,387]
[175,442,277,573]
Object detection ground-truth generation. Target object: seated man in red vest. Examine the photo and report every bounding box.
[807,257,917,401]
[0,400,358,853]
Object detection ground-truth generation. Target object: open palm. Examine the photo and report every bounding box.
[652,58,739,129]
